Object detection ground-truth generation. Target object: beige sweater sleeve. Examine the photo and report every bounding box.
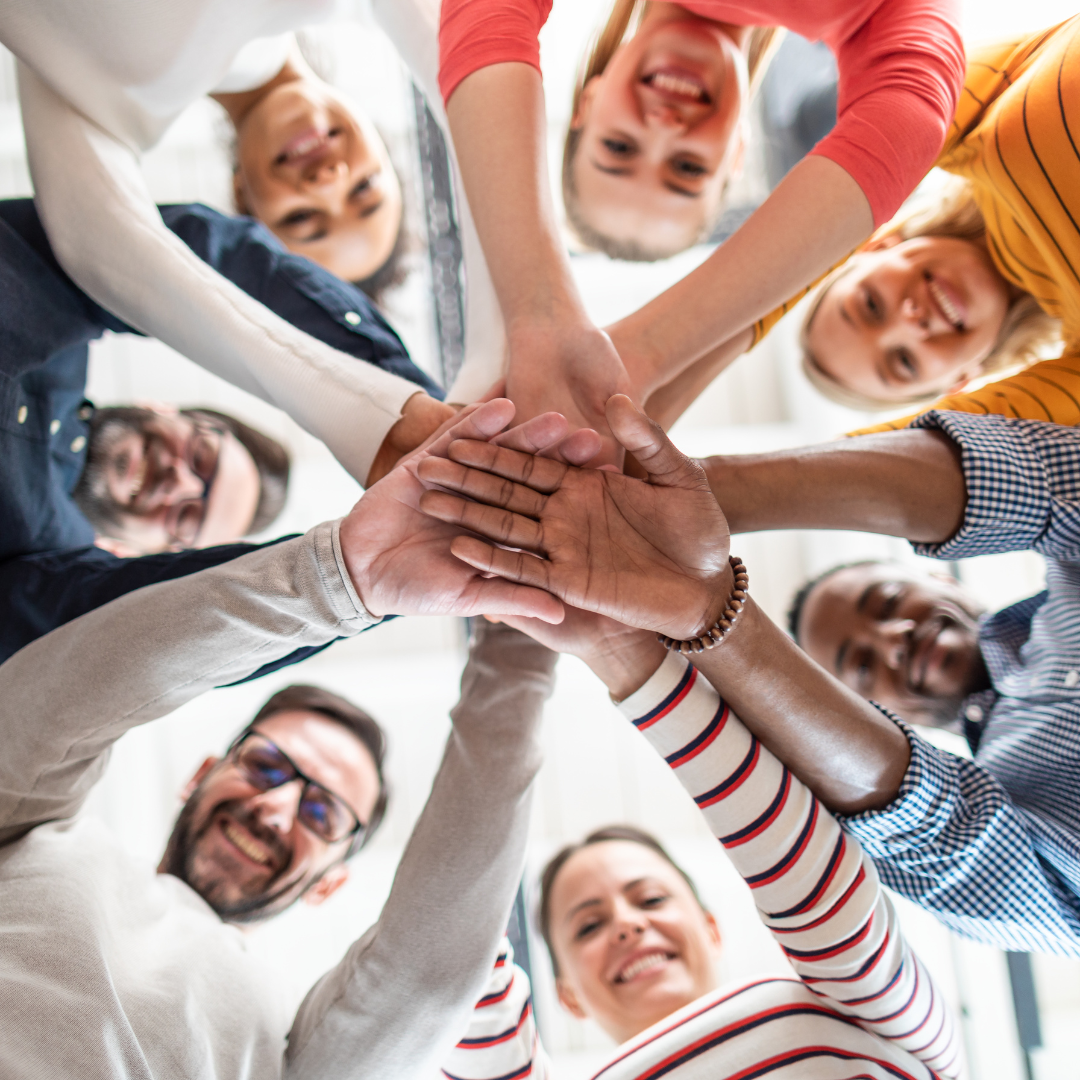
[284,621,557,1080]
[0,522,378,845]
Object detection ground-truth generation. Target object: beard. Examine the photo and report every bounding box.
[160,785,302,924]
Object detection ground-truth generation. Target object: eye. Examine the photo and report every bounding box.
[190,433,218,483]
[876,583,904,619]
[639,893,669,908]
[601,137,635,157]
[862,286,883,321]
[670,158,706,178]
[350,176,374,199]
[575,917,603,940]
[889,348,917,382]
[853,648,875,692]
[280,209,318,228]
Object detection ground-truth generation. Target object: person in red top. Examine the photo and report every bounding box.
[437,0,963,461]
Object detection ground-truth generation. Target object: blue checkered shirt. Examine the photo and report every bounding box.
[843,410,1080,956]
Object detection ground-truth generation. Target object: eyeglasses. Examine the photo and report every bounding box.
[226,730,367,846]
[164,418,226,548]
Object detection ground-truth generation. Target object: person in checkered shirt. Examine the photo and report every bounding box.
[417,398,1080,958]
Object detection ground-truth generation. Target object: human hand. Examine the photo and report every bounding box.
[365,392,458,487]
[416,395,733,639]
[341,399,600,621]
[504,321,633,468]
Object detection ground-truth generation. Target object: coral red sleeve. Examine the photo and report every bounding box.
[810,0,964,226]
[438,0,553,104]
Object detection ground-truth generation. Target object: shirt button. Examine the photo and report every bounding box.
[70,435,86,453]
[965,704,984,723]
[49,419,61,435]
[17,405,27,424]
[78,405,93,421]
[1065,670,1079,688]
[344,311,362,326]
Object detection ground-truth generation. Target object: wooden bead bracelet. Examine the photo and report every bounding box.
[657,556,749,655]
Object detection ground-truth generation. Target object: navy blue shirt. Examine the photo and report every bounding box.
[0,199,434,673]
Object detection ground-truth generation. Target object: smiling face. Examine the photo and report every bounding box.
[161,709,382,923]
[79,408,260,554]
[806,235,1013,402]
[548,840,721,1043]
[798,563,989,727]
[568,8,747,256]
[233,78,403,281]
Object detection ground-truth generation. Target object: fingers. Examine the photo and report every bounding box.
[419,490,546,552]
[446,439,569,493]
[605,394,704,489]
[450,535,556,593]
[469,580,565,624]
[554,427,604,467]
[419,399,517,462]
[417,458,548,518]
[490,411,569,454]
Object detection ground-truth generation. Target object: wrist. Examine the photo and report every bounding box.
[582,632,667,703]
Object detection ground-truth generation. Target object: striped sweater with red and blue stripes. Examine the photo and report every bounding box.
[441,651,961,1080]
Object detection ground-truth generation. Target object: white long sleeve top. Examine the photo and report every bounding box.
[0,523,558,1079]
[0,1,427,483]
[441,652,962,1080]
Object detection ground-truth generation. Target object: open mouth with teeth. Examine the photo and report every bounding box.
[220,817,276,868]
[274,128,342,168]
[614,949,676,984]
[924,271,966,331]
[642,70,712,105]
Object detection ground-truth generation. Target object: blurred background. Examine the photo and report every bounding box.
[2,0,1078,1075]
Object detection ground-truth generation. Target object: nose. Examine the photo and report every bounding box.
[899,295,931,337]
[303,155,349,191]
[158,453,205,503]
[871,618,916,671]
[643,101,687,132]
[611,902,647,942]
[248,779,304,834]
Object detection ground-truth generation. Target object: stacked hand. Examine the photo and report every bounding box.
[340,399,601,621]
[417,395,733,640]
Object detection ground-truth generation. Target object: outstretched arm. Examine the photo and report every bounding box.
[18,64,444,487]
[286,622,557,1080]
[417,396,909,813]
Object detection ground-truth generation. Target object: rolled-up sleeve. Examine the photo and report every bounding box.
[843,714,1080,955]
[910,410,1080,560]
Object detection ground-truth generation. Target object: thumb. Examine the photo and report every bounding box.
[605,395,704,490]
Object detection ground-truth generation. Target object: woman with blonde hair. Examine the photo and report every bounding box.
[436,0,963,458]
[643,17,1080,437]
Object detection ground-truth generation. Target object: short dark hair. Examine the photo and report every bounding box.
[787,560,878,643]
[537,824,705,975]
[246,683,389,857]
[185,408,290,535]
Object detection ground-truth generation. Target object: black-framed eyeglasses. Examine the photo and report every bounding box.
[164,417,227,548]
[226,730,367,847]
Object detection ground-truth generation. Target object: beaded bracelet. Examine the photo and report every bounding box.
[657,556,749,655]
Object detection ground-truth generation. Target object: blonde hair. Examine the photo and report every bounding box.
[562,2,781,261]
[801,178,1062,411]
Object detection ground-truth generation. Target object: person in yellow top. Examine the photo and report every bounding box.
[640,17,1079,433]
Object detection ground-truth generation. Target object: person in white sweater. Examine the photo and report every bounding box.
[0,399,584,1079]
[0,0,512,488]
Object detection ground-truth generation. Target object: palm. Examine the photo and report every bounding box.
[505,325,633,468]
[417,397,733,639]
[339,401,569,622]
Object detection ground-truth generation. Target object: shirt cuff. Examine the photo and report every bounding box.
[313,520,383,632]
[909,410,1051,559]
[841,712,960,858]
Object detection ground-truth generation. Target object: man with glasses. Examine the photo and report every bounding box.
[0,400,576,1078]
[0,196,441,666]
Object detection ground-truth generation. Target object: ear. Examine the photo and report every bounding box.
[93,535,145,559]
[304,862,350,906]
[863,231,903,253]
[182,756,219,802]
[556,977,588,1019]
[704,910,722,950]
[571,76,601,129]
